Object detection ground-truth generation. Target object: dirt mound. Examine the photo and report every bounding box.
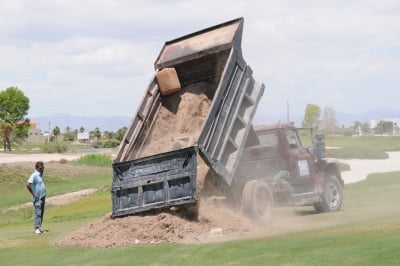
[55,200,254,248]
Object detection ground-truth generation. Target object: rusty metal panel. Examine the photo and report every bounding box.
[111,147,197,218]
[155,17,243,69]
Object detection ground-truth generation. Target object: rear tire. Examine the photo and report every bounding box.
[241,180,274,223]
[314,174,343,212]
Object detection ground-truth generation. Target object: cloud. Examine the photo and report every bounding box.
[0,0,399,126]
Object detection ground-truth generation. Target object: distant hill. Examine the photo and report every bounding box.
[30,114,131,133]
[31,108,400,133]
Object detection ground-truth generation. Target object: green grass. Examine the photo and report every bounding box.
[2,225,398,266]
[1,137,400,265]
[1,169,400,265]
[0,162,111,210]
[325,135,400,159]
[73,153,113,167]
[1,190,111,226]
[299,134,400,159]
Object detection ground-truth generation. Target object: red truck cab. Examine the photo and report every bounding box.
[232,122,344,221]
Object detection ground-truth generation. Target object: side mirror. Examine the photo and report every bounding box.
[314,133,326,159]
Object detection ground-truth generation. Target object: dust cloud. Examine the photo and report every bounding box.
[55,197,334,248]
[54,82,329,248]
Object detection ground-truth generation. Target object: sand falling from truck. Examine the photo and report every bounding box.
[54,83,347,247]
[55,75,343,247]
[55,81,260,247]
[133,80,218,200]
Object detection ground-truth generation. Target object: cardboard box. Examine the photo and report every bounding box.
[156,68,181,96]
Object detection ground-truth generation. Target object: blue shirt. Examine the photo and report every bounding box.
[27,170,46,199]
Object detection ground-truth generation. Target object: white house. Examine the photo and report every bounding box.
[77,132,90,144]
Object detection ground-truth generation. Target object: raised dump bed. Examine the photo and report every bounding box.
[111,17,265,218]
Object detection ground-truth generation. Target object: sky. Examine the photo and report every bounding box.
[1,0,399,128]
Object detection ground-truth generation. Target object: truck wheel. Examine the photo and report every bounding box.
[241,180,274,223]
[314,174,343,212]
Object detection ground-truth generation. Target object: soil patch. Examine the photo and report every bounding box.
[0,152,83,164]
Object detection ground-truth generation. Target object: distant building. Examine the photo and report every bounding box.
[77,132,90,144]
[23,121,46,142]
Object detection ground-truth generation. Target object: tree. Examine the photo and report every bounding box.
[53,126,61,141]
[63,126,72,141]
[302,104,321,128]
[93,127,101,142]
[374,120,386,135]
[79,127,85,133]
[361,122,370,135]
[14,118,31,141]
[0,123,12,151]
[0,87,30,151]
[353,120,362,136]
[321,106,337,134]
[353,121,370,136]
[373,120,393,135]
[103,131,114,139]
[63,127,75,141]
[115,127,127,141]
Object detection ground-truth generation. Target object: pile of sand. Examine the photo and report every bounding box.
[55,200,254,248]
[137,81,212,158]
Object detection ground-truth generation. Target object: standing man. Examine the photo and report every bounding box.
[26,161,46,235]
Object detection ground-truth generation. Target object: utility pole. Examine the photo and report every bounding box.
[48,122,51,149]
[286,100,290,123]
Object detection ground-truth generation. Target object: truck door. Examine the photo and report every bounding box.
[285,129,314,184]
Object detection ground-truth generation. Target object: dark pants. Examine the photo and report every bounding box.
[33,197,45,229]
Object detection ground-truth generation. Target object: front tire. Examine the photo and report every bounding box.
[241,180,274,223]
[314,174,343,212]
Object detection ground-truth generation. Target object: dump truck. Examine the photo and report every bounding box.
[111,17,264,218]
[111,17,344,220]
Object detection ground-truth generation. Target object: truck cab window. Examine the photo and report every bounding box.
[257,131,278,146]
[286,129,299,148]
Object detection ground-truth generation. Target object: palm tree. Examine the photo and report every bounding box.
[53,126,61,141]
[94,127,101,142]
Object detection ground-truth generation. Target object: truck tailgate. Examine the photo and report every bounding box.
[111,147,197,218]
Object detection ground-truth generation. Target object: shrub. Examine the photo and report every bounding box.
[97,139,120,148]
[41,142,68,153]
[74,154,113,167]
[343,128,354,136]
